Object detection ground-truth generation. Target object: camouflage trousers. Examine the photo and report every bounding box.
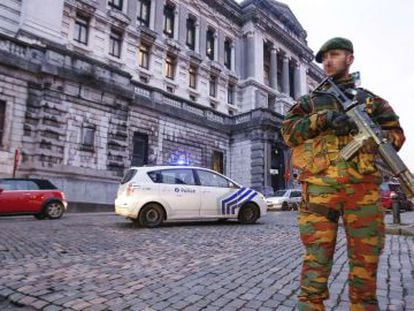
[297,182,385,311]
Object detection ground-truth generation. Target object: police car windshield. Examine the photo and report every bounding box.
[274,190,287,196]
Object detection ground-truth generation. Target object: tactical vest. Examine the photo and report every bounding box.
[292,89,379,182]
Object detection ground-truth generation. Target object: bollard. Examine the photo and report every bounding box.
[392,195,401,224]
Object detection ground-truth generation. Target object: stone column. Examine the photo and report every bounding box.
[282,55,290,95]
[153,0,165,34]
[217,30,224,64]
[178,5,188,45]
[230,41,235,71]
[195,20,200,53]
[270,47,278,90]
[173,7,179,40]
[199,19,207,58]
[149,0,157,30]
[213,31,218,61]
[245,31,255,78]
[293,63,301,99]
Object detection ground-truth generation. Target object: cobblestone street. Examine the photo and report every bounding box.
[0,212,413,311]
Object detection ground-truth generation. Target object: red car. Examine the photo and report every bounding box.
[0,178,67,219]
[380,181,413,212]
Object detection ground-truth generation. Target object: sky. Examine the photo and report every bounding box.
[237,0,414,171]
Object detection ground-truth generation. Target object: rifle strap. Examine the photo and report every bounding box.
[356,88,374,114]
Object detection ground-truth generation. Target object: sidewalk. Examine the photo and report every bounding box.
[385,210,414,236]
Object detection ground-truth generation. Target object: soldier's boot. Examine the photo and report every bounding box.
[350,301,380,311]
[297,300,325,311]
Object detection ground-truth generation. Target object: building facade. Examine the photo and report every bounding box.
[0,0,323,209]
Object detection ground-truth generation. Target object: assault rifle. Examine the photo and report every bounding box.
[314,76,414,198]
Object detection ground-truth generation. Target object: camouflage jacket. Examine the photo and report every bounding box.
[281,76,405,186]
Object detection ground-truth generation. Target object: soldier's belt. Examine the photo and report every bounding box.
[305,203,341,223]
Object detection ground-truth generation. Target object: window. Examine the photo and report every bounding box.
[263,64,270,86]
[0,100,5,145]
[224,39,232,69]
[165,54,176,79]
[289,62,295,98]
[121,169,138,184]
[227,84,235,105]
[82,126,95,147]
[206,28,215,60]
[268,94,276,110]
[189,66,197,89]
[148,169,195,185]
[277,54,283,91]
[0,180,39,191]
[196,170,229,188]
[212,151,224,174]
[163,3,175,38]
[291,191,302,198]
[109,30,122,58]
[274,190,287,197]
[138,44,150,69]
[74,14,89,45]
[209,75,217,97]
[137,0,151,27]
[108,0,123,10]
[186,17,196,50]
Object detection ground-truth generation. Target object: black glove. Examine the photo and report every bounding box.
[325,111,358,136]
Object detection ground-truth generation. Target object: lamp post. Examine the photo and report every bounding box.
[12,149,20,178]
[391,192,401,225]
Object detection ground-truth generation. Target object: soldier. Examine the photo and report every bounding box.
[281,37,405,310]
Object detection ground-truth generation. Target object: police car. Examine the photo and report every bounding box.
[115,166,267,227]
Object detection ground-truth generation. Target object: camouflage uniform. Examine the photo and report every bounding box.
[281,76,405,310]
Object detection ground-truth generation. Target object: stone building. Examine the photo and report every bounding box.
[0,0,323,209]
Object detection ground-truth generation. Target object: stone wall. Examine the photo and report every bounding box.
[0,69,28,176]
[0,33,289,209]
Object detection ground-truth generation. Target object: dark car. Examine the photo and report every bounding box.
[380,181,413,212]
[0,178,67,219]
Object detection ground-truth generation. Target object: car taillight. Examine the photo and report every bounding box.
[390,191,398,199]
[60,192,66,200]
[126,184,133,196]
[126,183,139,196]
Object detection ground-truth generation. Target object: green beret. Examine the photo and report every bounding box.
[315,37,353,63]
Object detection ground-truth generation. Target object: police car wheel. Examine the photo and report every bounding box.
[139,204,164,228]
[238,203,259,224]
[281,202,289,211]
